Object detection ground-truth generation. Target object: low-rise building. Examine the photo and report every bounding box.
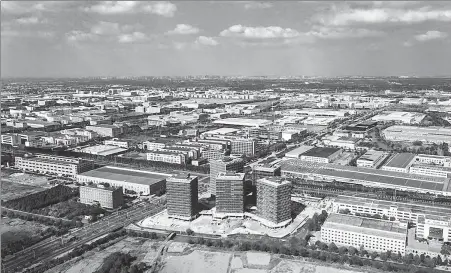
[381,153,416,173]
[409,164,451,178]
[146,150,187,165]
[321,213,407,254]
[357,150,389,168]
[77,166,168,196]
[383,126,451,145]
[86,124,122,137]
[300,147,342,163]
[80,185,124,209]
[15,154,94,178]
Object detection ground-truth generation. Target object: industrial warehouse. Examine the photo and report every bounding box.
[280,159,451,195]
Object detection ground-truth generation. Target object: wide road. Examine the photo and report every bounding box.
[1,202,164,273]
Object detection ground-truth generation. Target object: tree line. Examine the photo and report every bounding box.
[94,252,148,273]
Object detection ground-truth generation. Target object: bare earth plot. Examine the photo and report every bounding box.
[160,250,231,273]
[45,237,162,273]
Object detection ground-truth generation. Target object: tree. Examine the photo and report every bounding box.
[380,252,388,261]
[186,228,194,236]
[328,242,338,253]
[370,252,378,260]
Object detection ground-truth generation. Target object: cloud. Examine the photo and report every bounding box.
[118,32,148,43]
[84,1,177,17]
[66,31,98,42]
[220,25,301,39]
[90,21,122,35]
[307,26,385,39]
[2,30,54,39]
[314,6,451,26]
[243,2,274,10]
[414,30,448,42]
[16,16,42,25]
[195,36,219,46]
[1,1,71,14]
[166,24,200,35]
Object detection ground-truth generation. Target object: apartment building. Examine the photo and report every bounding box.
[209,157,244,196]
[357,150,389,168]
[77,166,167,196]
[146,150,187,165]
[79,185,124,209]
[142,140,167,150]
[201,149,225,161]
[104,138,131,148]
[321,213,407,255]
[1,133,21,146]
[215,172,245,217]
[256,177,292,226]
[166,174,198,221]
[15,154,95,178]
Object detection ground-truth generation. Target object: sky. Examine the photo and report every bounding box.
[1,1,451,78]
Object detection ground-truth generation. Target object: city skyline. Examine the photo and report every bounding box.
[1,1,451,78]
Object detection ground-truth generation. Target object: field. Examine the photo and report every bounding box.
[47,236,387,273]
[1,180,46,201]
[32,197,105,220]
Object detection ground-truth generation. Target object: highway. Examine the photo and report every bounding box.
[2,201,164,273]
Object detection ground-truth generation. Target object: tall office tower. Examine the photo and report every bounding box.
[215,172,245,216]
[209,157,244,197]
[166,174,198,220]
[256,177,292,225]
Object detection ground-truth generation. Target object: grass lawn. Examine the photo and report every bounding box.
[1,180,46,201]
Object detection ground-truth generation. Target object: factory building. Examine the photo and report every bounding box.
[356,150,389,168]
[300,147,342,163]
[321,213,407,255]
[383,126,451,145]
[77,166,168,196]
[166,174,199,221]
[15,154,94,178]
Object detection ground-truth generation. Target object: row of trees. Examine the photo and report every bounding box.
[94,252,148,273]
[22,230,127,273]
[1,209,81,229]
[1,225,68,258]
[2,185,79,212]
[186,235,448,272]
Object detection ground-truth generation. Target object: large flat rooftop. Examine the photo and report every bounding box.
[301,147,340,158]
[281,159,449,193]
[383,153,416,169]
[332,195,451,220]
[323,213,406,240]
[213,118,272,127]
[78,166,170,185]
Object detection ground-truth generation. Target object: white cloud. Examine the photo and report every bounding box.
[314,6,451,26]
[414,30,448,42]
[66,30,97,42]
[2,30,54,39]
[1,1,71,14]
[173,42,188,50]
[16,16,42,25]
[166,24,200,35]
[118,32,148,43]
[307,26,385,39]
[84,1,177,17]
[195,36,219,46]
[90,21,122,35]
[243,2,274,10]
[220,25,301,39]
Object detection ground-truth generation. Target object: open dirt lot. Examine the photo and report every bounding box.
[160,250,231,273]
[7,172,50,187]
